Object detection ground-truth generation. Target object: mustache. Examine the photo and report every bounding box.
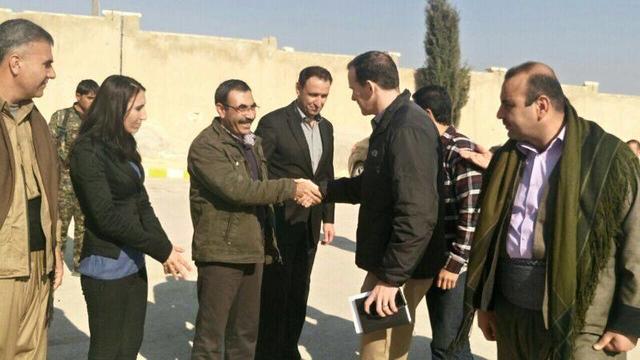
[238,118,254,124]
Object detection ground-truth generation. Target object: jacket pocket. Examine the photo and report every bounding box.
[222,213,235,246]
[222,148,247,176]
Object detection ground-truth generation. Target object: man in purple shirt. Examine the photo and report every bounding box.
[461,62,640,359]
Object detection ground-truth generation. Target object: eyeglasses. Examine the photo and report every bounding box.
[223,103,259,113]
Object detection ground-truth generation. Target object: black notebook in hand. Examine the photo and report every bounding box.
[349,289,411,334]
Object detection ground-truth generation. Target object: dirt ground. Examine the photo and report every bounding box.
[48,178,639,359]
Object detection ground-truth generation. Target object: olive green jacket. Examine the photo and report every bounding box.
[188,118,296,264]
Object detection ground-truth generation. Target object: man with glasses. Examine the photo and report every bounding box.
[188,79,322,359]
[255,66,335,360]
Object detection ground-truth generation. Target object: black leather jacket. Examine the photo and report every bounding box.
[324,91,444,285]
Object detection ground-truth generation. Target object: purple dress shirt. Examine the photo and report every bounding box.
[507,127,566,259]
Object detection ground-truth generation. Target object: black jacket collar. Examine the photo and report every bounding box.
[371,89,411,137]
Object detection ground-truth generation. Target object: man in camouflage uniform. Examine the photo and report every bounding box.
[48,79,98,272]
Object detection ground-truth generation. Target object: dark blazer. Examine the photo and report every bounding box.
[323,90,444,285]
[69,136,173,263]
[255,101,335,245]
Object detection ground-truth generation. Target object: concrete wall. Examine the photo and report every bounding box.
[2,9,639,176]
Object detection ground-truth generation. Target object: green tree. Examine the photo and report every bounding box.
[416,0,470,127]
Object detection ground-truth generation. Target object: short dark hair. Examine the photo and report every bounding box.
[76,79,99,95]
[214,79,251,105]
[505,61,566,110]
[347,51,399,90]
[79,75,145,163]
[627,139,640,147]
[0,19,54,62]
[412,85,452,125]
[297,66,332,87]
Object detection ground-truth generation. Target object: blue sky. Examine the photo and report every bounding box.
[3,0,639,95]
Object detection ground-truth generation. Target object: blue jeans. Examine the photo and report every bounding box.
[426,271,473,360]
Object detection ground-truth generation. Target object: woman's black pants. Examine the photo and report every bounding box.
[81,270,148,360]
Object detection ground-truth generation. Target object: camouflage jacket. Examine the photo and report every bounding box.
[49,104,83,169]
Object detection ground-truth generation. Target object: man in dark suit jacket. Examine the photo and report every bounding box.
[254,66,335,360]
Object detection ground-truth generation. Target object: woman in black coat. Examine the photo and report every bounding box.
[69,75,191,360]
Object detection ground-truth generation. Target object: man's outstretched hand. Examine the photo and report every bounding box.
[294,179,322,207]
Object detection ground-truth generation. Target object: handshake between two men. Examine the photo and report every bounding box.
[293,179,323,208]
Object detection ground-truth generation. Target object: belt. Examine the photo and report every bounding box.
[498,257,546,310]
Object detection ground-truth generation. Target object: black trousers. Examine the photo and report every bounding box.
[191,262,263,360]
[256,230,318,360]
[81,270,148,360]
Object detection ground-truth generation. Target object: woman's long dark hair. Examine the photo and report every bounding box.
[79,75,146,163]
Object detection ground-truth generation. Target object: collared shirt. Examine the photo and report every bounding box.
[440,126,483,273]
[296,106,323,174]
[507,126,566,259]
[220,119,256,146]
[2,101,41,199]
[0,97,55,263]
[370,113,383,130]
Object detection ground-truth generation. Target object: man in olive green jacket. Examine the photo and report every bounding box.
[188,79,321,359]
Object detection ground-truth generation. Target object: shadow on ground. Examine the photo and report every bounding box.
[139,277,198,359]
[49,307,90,358]
[301,306,435,359]
[328,235,356,253]
[49,276,198,359]
[301,306,360,359]
[300,306,490,360]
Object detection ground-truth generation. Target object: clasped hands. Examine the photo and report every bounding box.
[163,245,193,280]
[294,178,323,208]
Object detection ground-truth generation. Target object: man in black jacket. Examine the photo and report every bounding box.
[254,66,335,360]
[322,51,443,359]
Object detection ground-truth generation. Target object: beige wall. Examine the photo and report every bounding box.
[2,9,639,176]
[458,68,640,149]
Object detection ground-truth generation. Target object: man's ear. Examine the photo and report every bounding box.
[536,95,551,119]
[424,108,436,122]
[215,102,226,117]
[8,53,22,76]
[295,82,302,97]
[366,80,374,93]
[364,80,376,100]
